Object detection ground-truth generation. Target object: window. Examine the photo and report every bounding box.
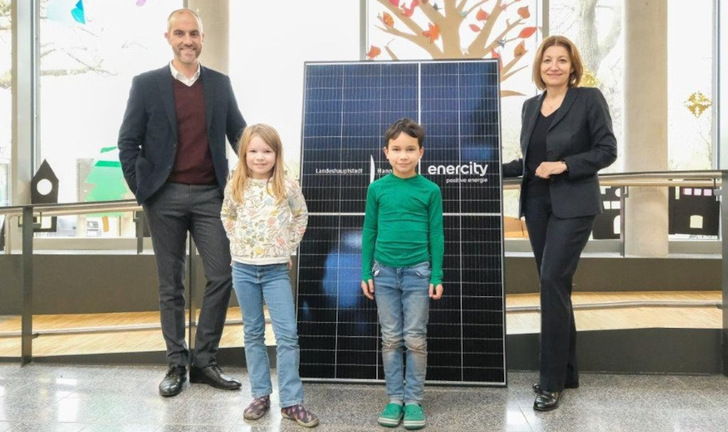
[365,0,545,219]
[667,0,715,170]
[549,0,625,173]
[37,0,182,237]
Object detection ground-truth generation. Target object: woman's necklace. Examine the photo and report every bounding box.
[542,93,565,114]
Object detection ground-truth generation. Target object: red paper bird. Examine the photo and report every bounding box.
[402,0,419,17]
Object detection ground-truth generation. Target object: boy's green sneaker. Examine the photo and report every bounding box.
[377,402,404,427]
[403,403,426,430]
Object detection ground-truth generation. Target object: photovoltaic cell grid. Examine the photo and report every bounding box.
[296,61,505,385]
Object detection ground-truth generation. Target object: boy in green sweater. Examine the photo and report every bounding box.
[361,118,444,430]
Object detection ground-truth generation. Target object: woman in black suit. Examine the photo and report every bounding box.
[503,35,617,411]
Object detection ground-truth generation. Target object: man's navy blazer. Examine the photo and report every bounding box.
[503,87,618,218]
[118,65,246,205]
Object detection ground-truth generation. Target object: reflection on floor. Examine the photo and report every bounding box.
[0,364,727,431]
[0,291,721,357]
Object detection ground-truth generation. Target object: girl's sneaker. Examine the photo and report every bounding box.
[243,395,270,420]
[378,402,404,427]
[403,403,426,430]
[281,404,319,428]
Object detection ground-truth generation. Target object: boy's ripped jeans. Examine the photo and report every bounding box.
[372,260,431,404]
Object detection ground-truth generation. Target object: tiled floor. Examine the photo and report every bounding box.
[0,364,727,431]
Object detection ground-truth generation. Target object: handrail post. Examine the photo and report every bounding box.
[721,171,728,376]
[135,211,144,254]
[5,215,17,254]
[20,206,33,365]
[620,186,628,257]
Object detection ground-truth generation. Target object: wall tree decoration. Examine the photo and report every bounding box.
[368,0,539,96]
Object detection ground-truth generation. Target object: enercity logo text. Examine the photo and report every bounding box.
[426,162,489,184]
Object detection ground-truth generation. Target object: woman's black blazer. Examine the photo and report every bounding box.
[503,87,618,218]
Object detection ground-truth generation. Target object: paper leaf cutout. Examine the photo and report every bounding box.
[422,23,440,43]
[514,41,527,57]
[367,45,382,59]
[519,26,537,38]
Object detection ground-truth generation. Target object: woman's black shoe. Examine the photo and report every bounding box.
[533,390,561,411]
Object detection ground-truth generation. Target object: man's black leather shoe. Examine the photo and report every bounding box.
[532,382,579,394]
[159,365,187,397]
[533,390,561,411]
[190,364,241,390]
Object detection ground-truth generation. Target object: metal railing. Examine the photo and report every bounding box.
[1,199,143,254]
[503,170,724,256]
[2,199,181,365]
[1,170,727,372]
[502,170,724,189]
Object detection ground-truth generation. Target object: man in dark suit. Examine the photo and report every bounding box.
[118,8,246,397]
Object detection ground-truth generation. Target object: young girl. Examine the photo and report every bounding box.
[221,124,317,428]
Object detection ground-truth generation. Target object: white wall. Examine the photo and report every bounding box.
[229,1,362,178]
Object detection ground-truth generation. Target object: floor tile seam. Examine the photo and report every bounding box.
[104,416,242,426]
[515,402,538,432]
[0,423,87,432]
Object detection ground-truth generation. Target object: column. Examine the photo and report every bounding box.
[623,0,669,257]
[186,1,237,167]
[719,1,728,168]
[11,0,35,207]
[187,0,229,73]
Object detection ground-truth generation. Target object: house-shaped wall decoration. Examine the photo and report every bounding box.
[31,160,59,232]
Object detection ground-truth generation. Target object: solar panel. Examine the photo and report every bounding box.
[297,60,505,385]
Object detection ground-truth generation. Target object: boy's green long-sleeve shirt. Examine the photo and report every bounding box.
[361,173,444,285]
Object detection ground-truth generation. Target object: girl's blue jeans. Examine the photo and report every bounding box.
[373,260,431,404]
[232,262,304,407]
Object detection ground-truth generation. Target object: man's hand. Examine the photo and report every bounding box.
[429,283,443,300]
[361,279,375,300]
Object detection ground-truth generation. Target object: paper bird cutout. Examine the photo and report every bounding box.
[71,0,85,24]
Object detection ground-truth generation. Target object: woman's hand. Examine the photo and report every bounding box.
[535,161,567,179]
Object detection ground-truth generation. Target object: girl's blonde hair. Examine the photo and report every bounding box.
[229,124,286,204]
